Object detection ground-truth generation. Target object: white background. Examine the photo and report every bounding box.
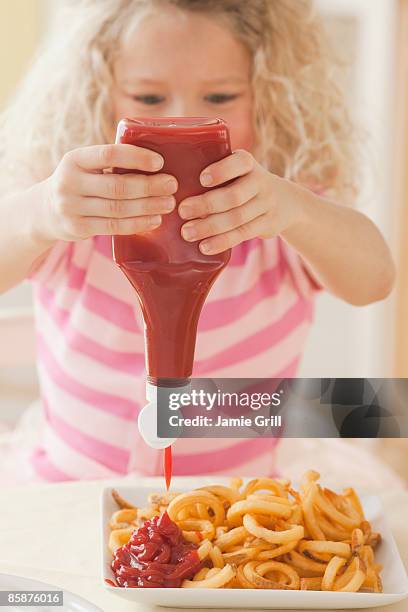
[300,0,398,377]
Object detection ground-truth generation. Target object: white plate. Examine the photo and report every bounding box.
[0,573,102,611]
[101,482,408,609]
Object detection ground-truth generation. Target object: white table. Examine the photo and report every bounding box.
[0,478,407,611]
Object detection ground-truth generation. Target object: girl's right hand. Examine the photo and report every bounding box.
[40,144,178,242]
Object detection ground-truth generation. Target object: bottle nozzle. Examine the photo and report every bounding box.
[138,401,176,449]
[138,381,186,449]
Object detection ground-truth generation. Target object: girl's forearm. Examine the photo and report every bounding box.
[280,185,396,305]
[0,181,56,294]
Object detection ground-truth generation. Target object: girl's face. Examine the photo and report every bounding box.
[112,7,254,152]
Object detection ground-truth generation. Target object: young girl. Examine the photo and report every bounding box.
[0,0,395,483]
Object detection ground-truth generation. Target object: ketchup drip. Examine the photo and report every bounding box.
[111,511,201,588]
[164,446,172,490]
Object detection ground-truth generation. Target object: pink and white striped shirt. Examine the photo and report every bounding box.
[28,234,319,482]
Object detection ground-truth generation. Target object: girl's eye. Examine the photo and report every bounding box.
[204,93,239,104]
[132,95,165,105]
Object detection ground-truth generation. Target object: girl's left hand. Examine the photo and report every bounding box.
[178,150,304,254]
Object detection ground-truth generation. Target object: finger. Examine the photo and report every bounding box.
[80,172,178,200]
[68,214,162,239]
[66,144,164,173]
[179,174,258,220]
[198,214,269,255]
[199,149,254,187]
[181,197,264,242]
[79,195,176,218]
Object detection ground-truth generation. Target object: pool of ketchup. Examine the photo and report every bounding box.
[111,511,201,588]
[112,118,232,492]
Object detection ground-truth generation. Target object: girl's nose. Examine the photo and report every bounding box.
[166,100,197,117]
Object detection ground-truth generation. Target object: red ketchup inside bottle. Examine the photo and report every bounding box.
[112,118,232,489]
[111,511,201,588]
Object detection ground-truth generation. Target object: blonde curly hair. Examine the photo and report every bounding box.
[0,0,358,200]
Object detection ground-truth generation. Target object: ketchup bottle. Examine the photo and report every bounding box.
[112,118,232,471]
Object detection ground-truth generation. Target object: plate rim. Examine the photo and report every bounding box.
[0,572,103,612]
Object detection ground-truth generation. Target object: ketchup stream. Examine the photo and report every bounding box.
[164,446,172,490]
